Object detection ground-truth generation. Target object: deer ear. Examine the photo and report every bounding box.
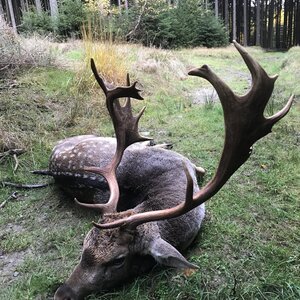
[149,238,198,269]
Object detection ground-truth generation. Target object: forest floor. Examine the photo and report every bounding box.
[0,40,299,300]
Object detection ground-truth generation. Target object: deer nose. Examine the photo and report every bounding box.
[54,284,80,300]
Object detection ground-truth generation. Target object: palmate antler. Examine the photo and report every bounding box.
[92,41,293,229]
[75,59,151,214]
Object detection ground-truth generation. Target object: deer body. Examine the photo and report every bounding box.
[49,135,205,299]
[50,135,205,245]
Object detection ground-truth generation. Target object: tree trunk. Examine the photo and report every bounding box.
[0,2,4,16]
[49,0,58,20]
[243,0,247,45]
[35,0,42,13]
[267,0,275,48]
[287,0,294,48]
[20,0,26,12]
[295,0,300,45]
[237,0,241,42]
[262,0,268,47]
[224,0,229,31]
[215,0,219,18]
[21,0,30,11]
[256,0,261,45]
[247,0,251,44]
[7,0,17,33]
[233,0,237,41]
[117,0,121,13]
[275,0,282,48]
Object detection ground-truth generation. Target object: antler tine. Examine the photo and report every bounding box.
[233,41,278,113]
[91,58,108,96]
[266,94,294,127]
[93,41,293,229]
[76,62,151,214]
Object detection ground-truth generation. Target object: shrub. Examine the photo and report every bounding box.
[123,0,171,47]
[20,0,86,38]
[125,0,228,48]
[20,7,53,35]
[56,0,87,38]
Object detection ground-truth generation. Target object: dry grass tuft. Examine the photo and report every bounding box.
[0,128,25,152]
[18,35,59,67]
[0,15,19,70]
[80,25,128,89]
[0,16,60,70]
[135,47,187,80]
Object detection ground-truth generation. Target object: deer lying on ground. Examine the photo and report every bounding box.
[40,42,292,300]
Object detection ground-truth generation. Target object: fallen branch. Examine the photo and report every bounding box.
[1,181,50,189]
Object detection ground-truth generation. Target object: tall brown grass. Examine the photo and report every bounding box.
[80,21,128,89]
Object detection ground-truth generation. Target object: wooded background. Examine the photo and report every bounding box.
[1,0,299,49]
[213,0,300,49]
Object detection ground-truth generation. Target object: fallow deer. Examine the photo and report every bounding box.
[41,42,292,300]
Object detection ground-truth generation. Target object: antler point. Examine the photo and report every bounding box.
[271,74,279,82]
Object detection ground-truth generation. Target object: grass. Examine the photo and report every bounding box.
[0,41,299,300]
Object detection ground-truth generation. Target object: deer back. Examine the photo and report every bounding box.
[48,135,205,249]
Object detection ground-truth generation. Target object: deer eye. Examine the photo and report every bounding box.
[108,256,126,268]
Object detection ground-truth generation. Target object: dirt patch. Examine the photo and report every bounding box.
[0,248,32,284]
[190,87,219,105]
[0,223,28,284]
[189,69,252,105]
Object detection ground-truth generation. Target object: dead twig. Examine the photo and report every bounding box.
[0,64,10,71]
[0,149,26,159]
[13,154,19,172]
[0,191,18,209]
[0,148,26,172]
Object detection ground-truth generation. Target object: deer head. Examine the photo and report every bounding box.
[54,42,293,300]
